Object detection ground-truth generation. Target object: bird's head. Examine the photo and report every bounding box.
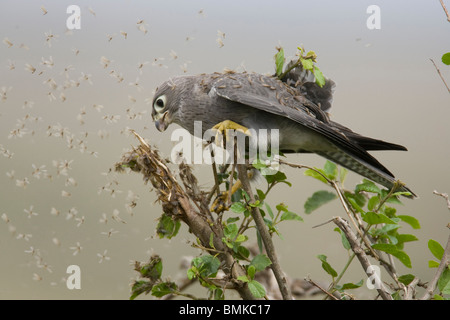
[151,77,190,132]
[152,84,174,132]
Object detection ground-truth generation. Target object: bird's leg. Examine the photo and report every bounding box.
[210,178,242,214]
[209,122,251,214]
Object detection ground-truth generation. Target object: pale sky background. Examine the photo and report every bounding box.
[0,0,449,299]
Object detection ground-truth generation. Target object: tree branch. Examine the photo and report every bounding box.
[332,216,393,300]
[237,162,293,300]
[117,131,257,300]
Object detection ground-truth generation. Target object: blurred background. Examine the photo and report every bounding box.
[0,0,448,299]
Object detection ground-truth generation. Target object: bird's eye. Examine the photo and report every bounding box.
[154,95,167,113]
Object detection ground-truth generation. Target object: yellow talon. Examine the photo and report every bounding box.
[210,179,243,213]
[212,120,251,146]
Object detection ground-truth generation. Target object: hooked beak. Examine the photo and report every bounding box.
[154,111,169,132]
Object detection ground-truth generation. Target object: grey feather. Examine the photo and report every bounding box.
[151,71,416,197]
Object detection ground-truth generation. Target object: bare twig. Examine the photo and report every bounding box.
[439,0,450,22]
[305,276,338,300]
[237,162,293,300]
[279,159,378,259]
[430,58,450,93]
[433,190,450,210]
[333,216,393,300]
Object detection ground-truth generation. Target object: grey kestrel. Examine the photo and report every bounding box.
[151,64,416,197]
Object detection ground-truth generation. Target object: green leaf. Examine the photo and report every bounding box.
[130,280,152,300]
[304,168,328,184]
[151,282,177,298]
[157,215,181,239]
[382,206,397,218]
[191,255,220,278]
[362,211,397,225]
[334,227,351,250]
[396,234,418,244]
[209,233,215,249]
[438,268,450,294]
[252,160,267,170]
[224,223,238,240]
[140,257,163,280]
[249,200,262,208]
[235,234,247,243]
[313,66,326,87]
[367,196,380,211]
[345,191,367,208]
[442,52,450,65]
[372,243,412,268]
[265,171,288,184]
[371,223,400,237]
[274,48,285,76]
[226,216,240,224]
[231,202,247,213]
[280,210,303,222]
[345,195,366,214]
[187,267,196,280]
[398,215,421,229]
[248,280,266,298]
[250,254,272,272]
[323,161,338,180]
[429,260,440,268]
[237,275,249,282]
[265,203,274,219]
[355,179,381,195]
[317,254,338,278]
[338,167,347,183]
[304,190,337,214]
[256,189,266,201]
[301,58,314,71]
[276,202,288,212]
[213,288,225,300]
[336,279,364,291]
[305,50,317,60]
[237,245,250,259]
[398,274,415,285]
[428,239,444,260]
[247,265,256,280]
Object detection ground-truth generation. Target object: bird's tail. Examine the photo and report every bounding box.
[316,149,416,198]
